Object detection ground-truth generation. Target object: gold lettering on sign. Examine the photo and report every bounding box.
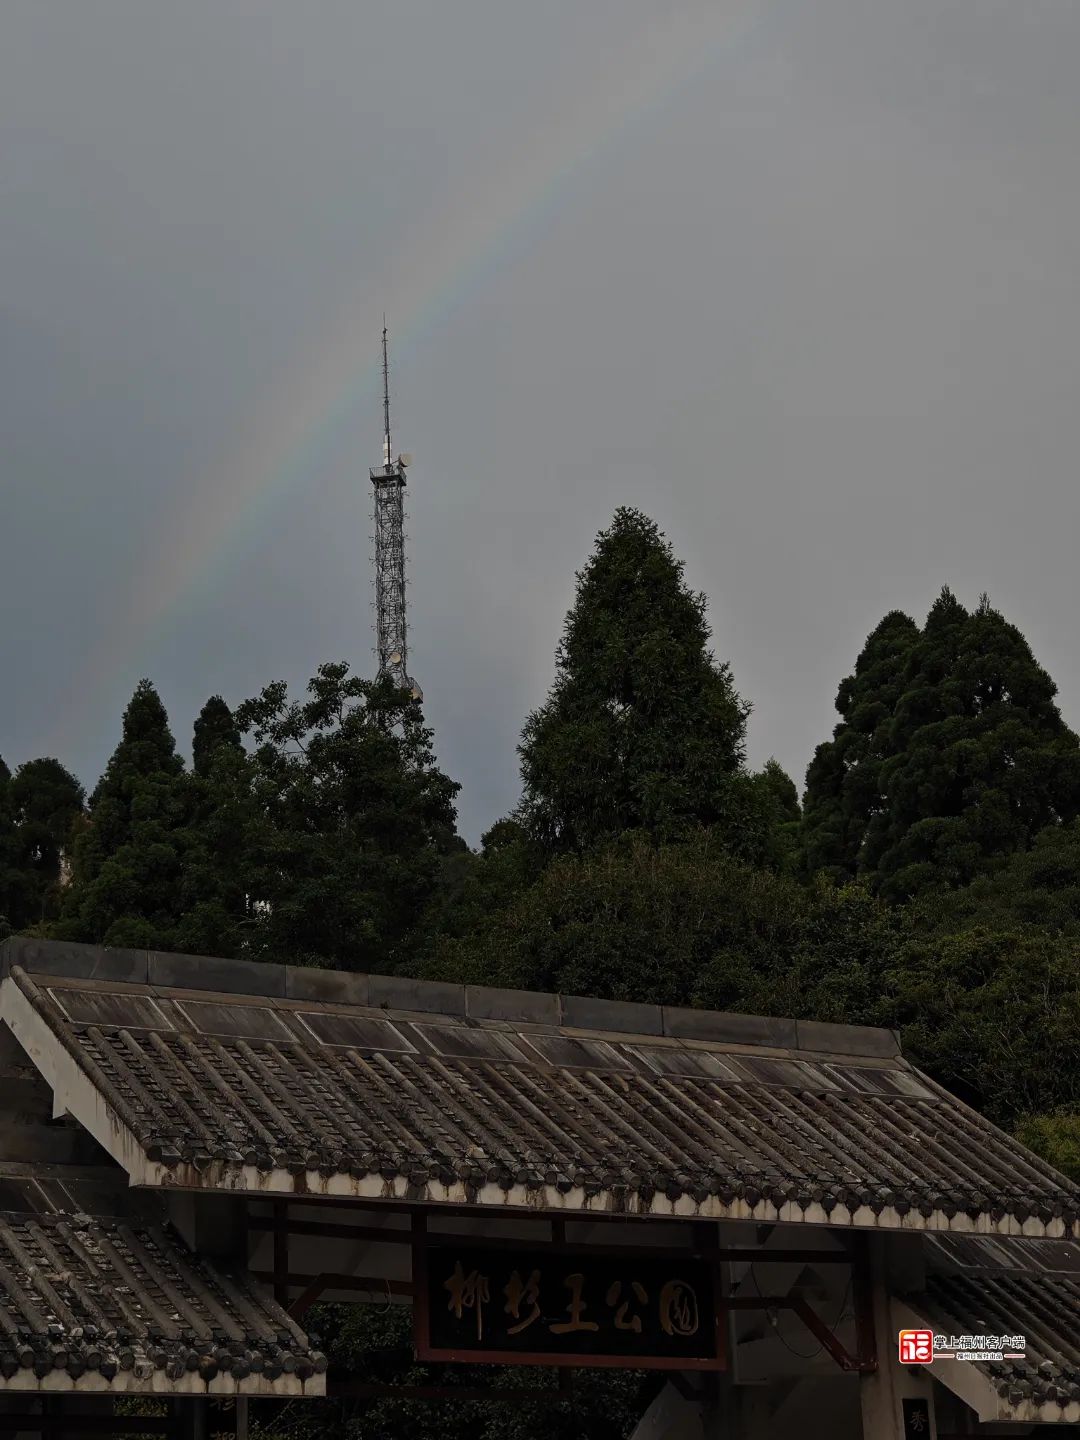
[503,1268,542,1336]
[658,1280,700,1338]
[445,1261,491,1340]
[605,1280,648,1334]
[549,1273,600,1334]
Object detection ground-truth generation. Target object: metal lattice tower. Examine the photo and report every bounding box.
[370,323,422,700]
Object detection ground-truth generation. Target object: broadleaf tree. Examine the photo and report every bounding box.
[4,758,85,931]
[233,663,460,971]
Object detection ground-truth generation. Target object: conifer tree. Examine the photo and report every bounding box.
[81,678,184,856]
[192,695,242,775]
[802,610,920,881]
[177,697,254,957]
[519,508,764,855]
[874,591,1080,897]
[803,590,1080,897]
[753,758,802,872]
[58,680,192,946]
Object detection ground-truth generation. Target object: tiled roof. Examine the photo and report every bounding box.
[0,1180,325,1394]
[2,939,1078,1236]
[927,1231,1080,1277]
[916,1235,1080,1414]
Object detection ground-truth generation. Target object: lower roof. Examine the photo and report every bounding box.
[3,938,1078,1238]
[0,1174,325,1397]
[907,1235,1080,1425]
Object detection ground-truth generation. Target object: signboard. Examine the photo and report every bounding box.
[416,1245,723,1369]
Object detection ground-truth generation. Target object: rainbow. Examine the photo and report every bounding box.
[56,2,773,756]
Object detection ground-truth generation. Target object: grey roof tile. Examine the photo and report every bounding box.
[0,1183,324,1393]
[5,958,1078,1235]
[915,1259,1080,1411]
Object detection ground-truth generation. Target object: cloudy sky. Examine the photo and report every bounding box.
[4,1,1080,842]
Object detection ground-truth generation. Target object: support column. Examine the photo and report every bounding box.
[858,1237,936,1440]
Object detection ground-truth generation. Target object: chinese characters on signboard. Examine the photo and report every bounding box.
[902,1397,931,1438]
[418,1246,720,1368]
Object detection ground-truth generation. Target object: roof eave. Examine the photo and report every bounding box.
[0,1369,325,1399]
[150,1160,1075,1237]
[3,971,1071,1238]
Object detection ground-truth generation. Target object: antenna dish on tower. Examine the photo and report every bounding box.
[398,453,412,468]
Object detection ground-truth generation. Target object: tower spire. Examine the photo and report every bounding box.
[370,321,421,701]
[381,315,392,470]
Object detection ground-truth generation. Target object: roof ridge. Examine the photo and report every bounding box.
[0,936,901,1059]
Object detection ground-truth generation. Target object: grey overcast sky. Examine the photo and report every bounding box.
[4,1,1080,842]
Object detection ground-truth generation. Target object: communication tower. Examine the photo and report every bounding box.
[370,322,421,701]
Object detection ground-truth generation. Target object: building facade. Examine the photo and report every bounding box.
[0,937,1075,1437]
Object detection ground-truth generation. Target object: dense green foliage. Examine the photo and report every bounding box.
[231,663,460,970]
[425,829,898,1017]
[7,509,1080,1434]
[910,819,1080,937]
[887,925,1080,1122]
[0,755,84,934]
[803,590,1080,898]
[53,666,461,970]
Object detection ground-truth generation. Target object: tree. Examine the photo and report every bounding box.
[412,816,543,951]
[910,819,1080,938]
[192,695,242,775]
[426,827,902,1018]
[174,746,255,961]
[802,611,919,881]
[752,758,802,873]
[79,678,184,855]
[0,757,13,938]
[875,591,1080,897]
[885,926,1080,1124]
[1017,1112,1080,1184]
[519,509,765,856]
[58,680,192,947]
[233,663,460,971]
[802,591,1080,898]
[4,759,84,930]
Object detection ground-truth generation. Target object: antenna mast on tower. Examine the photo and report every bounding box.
[370,321,421,701]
